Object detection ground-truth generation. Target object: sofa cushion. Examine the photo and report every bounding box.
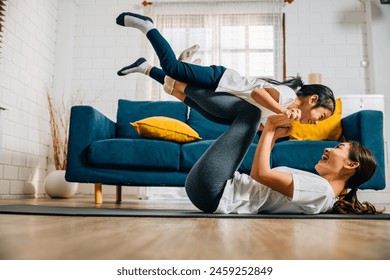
[271,140,340,173]
[116,100,188,139]
[131,116,202,143]
[88,138,181,170]
[290,98,343,141]
[181,140,212,171]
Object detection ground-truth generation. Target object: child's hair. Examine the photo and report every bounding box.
[263,75,336,114]
[328,141,383,214]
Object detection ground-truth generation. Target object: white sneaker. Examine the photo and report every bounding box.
[191,58,202,65]
[178,44,200,62]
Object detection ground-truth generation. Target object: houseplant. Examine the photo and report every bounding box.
[44,88,82,198]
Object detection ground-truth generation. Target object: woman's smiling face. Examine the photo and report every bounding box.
[315,143,352,175]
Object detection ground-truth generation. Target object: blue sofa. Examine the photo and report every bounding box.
[65,99,386,204]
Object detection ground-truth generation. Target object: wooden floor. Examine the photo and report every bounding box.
[0,196,389,260]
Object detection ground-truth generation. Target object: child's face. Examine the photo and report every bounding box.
[298,95,333,124]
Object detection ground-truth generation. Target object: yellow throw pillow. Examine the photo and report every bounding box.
[131,116,202,143]
[289,98,343,141]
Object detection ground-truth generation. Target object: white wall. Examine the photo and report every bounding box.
[0,0,58,198]
[284,0,370,95]
[71,0,150,121]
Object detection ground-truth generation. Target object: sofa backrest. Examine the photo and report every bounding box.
[187,108,230,140]
[116,99,188,138]
[116,99,260,142]
[187,108,261,142]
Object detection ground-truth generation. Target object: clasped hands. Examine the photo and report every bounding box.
[266,108,300,139]
[282,108,301,122]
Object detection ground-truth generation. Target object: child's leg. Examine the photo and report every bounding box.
[146,29,226,89]
[184,86,261,213]
[116,12,226,89]
[117,45,202,84]
[148,67,166,85]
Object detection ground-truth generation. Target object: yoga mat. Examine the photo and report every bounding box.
[0,204,389,219]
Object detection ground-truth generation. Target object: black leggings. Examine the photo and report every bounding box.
[183,85,261,213]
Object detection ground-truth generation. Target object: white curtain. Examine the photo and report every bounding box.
[144,0,285,101]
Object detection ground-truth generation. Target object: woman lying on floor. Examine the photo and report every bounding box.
[168,81,381,215]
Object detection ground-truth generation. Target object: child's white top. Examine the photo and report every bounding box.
[215,68,296,126]
[215,167,337,214]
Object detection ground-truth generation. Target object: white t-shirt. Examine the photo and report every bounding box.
[215,68,297,126]
[215,167,337,214]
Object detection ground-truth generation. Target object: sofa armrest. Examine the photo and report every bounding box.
[65,106,116,182]
[342,110,383,145]
[341,110,385,190]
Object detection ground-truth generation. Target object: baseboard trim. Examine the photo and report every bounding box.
[358,190,390,204]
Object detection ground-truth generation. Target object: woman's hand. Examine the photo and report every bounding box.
[266,114,293,129]
[274,124,292,139]
[266,114,293,139]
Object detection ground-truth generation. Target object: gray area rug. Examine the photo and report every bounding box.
[0,204,389,219]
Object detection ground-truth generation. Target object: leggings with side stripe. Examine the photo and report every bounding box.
[183,85,261,213]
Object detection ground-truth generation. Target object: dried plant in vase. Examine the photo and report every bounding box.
[45,88,82,198]
[46,88,83,170]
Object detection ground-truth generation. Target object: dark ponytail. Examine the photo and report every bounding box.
[261,75,303,92]
[329,188,382,214]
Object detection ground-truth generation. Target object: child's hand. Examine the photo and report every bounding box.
[282,108,301,121]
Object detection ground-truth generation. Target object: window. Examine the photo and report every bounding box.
[158,14,281,78]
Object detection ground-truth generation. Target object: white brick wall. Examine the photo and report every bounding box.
[0,0,58,198]
[71,0,148,122]
[284,0,370,96]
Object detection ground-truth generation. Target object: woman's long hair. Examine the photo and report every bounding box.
[263,75,336,114]
[328,141,384,214]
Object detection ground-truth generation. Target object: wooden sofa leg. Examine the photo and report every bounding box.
[116,185,122,203]
[95,183,103,204]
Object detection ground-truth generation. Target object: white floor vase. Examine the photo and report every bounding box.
[44,170,78,198]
